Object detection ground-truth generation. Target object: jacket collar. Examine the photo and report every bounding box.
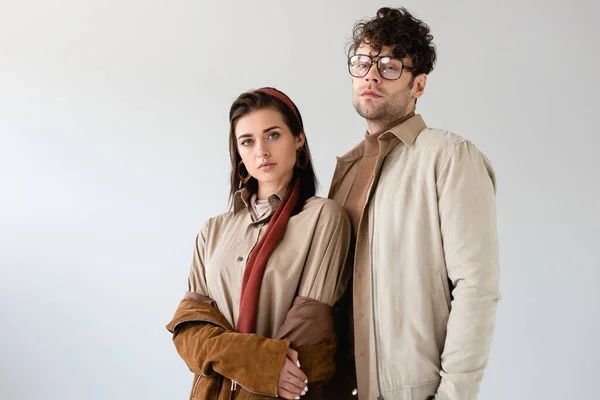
[337,114,427,163]
[233,186,287,215]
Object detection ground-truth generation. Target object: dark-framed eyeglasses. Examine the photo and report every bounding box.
[348,54,413,81]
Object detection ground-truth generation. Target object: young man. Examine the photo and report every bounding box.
[328,7,500,400]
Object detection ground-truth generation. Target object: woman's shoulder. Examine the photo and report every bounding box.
[303,196,348,219]
[200,210,239,234]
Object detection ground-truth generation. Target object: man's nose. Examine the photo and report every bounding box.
[365,63,381,84]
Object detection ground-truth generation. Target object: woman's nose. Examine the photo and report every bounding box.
[255,141,269,158]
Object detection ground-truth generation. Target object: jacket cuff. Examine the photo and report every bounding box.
[275,296,334,346]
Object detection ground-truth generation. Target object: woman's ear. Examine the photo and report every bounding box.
[296,132,306,149]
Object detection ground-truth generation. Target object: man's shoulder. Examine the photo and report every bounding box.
[413,127,470,152]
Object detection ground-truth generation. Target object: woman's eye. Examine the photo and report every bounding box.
[267,132,280,140]
[240,139,253,146]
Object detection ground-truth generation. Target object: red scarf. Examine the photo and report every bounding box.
[236,179,301,333]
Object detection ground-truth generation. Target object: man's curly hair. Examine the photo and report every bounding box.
[348,7,437,76]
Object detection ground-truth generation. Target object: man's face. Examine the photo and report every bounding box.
[351,43,423,125]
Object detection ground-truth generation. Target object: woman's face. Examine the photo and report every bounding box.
[235,108,304,190]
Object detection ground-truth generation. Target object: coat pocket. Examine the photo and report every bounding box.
[430,269,451,325]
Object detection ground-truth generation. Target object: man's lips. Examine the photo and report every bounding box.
[361,90,382,98]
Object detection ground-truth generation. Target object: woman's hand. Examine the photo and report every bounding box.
[278,348,308,399]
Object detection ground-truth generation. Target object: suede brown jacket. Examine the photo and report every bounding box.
[167,295,338,399]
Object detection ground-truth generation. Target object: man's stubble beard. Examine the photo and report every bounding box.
[353,88,413,126]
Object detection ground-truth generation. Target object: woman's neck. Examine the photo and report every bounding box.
[257,172,293,200]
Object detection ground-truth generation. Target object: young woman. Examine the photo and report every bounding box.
[166,88,351,400]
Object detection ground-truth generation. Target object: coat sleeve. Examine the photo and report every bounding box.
[295,200,352,306]
[434,141,501,400]
[275,201,352,384]
[167,298,291,396]
[187,221,211,298]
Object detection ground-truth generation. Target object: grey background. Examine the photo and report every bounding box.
[1,0,598,399]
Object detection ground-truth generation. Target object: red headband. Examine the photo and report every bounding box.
[253,88,301,125]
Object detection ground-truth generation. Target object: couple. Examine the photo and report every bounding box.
[166,7,500,400]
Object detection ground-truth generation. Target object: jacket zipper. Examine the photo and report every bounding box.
[191,375,202,398]
[230,380,278,398]
[229,380,237,400]
[370,193,385,400]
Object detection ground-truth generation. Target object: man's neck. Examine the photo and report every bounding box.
[366,111,416,135]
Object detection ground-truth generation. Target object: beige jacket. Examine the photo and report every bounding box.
[329,115,500,400]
